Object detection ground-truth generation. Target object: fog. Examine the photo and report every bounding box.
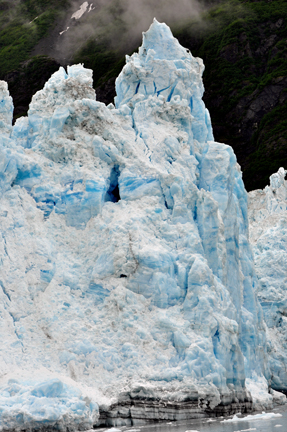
[55,0,208,62]
[1,0,215,64]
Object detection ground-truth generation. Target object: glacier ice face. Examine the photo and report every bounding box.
[0,19,269,429]
[0,82,13,137]
[0,377,98,431]
[249,167,287,391]
[114,19,213,144]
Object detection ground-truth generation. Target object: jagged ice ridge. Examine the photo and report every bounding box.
[0,19,282,431]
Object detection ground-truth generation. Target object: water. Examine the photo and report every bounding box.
[105,405,287,432]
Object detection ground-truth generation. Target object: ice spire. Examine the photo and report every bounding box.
[0,81,13,136]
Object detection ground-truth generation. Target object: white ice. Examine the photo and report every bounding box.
[249,167,287,393]
[71,1,89,20]
[0,19,274,430]
[59,27,70,35]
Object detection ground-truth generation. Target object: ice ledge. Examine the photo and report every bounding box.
[96,389,253,428]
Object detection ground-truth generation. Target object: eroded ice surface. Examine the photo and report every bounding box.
[0,19,273,430]
[249,167,287,392]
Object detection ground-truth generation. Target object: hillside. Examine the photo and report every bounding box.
[182,0,287,191]
[0,0,287,190]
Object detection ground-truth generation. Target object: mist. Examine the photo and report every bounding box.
[54,0,209,63]
[106,0,204,48]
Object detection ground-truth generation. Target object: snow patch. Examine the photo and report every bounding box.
[59,26,70,35]
[71,1,89,19]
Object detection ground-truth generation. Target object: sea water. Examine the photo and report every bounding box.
[101,405,287,432]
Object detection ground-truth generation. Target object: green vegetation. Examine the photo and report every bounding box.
[20,0,69,19]
[0,22,38,75]
[9,55,60,120]
[72,41,124,89]
[173,0,287,190]
[0,0,68,77]
[1,0,287,191]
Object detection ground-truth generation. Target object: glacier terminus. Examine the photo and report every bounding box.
[0,19,285,431]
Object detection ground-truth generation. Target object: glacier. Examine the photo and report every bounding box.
[249,167,287,393]
[0,19,277,430]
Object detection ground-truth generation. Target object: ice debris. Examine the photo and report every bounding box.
[0,18,272,430]
[221,410,282,422]
[184,430,199,432]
